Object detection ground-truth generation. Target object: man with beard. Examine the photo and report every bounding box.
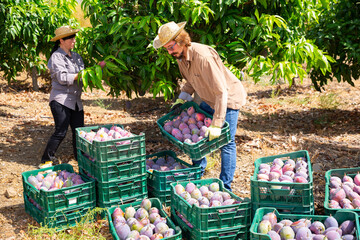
[153,21,247,191]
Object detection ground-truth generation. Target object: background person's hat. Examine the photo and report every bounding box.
[50,26,80,42]
[153,21,186,49]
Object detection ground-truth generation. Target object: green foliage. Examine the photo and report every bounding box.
[0,0,79,83]
[78,0,336,101]
[308,0,360,90]
[227,2,334,87]
[77,0,181,100]
[1,0,356,98]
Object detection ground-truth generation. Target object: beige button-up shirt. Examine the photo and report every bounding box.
[177,42,247,127]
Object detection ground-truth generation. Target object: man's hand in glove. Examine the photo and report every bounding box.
[205,125,221,141]
[170,99,185,115]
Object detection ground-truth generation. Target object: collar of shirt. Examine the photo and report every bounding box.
[56,48,73,58]
[181,45,192,68]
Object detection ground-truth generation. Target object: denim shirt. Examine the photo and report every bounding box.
[48,48,85,111]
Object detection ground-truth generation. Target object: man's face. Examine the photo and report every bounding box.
[164,40,183,59]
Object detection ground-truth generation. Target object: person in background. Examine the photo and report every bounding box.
[39,26,85,168]
[153,21,247,191]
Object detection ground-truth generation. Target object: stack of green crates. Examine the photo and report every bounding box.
[324,167,360,215]
[250,207,359,240]
[76,124,148,208]
[250,150,315,215]
[146,150,202,206]
[22,164,96,230]
[170,178,252,240]
[107,198,182,240]
[157,101,231,161]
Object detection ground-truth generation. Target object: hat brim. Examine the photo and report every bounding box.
[50,29,80,42]
[153,22,186,49]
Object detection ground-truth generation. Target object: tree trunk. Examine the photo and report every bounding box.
[32,67,39,91]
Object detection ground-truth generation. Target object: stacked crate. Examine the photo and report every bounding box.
[22,164,96,230]
[250,150,314,215]
[146,150,202,206]
[76,124,147,208]
[170,178,252,240]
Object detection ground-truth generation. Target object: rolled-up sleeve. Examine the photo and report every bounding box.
[181,82,195,96]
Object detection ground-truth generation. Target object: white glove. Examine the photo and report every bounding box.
[178,92,193,101]
[205,126,221,141]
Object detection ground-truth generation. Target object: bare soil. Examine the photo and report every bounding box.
[0,73,359,239]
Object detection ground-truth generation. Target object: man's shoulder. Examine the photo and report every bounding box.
[190,43,218,59]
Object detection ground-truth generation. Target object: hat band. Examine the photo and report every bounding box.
[62,34,76,40]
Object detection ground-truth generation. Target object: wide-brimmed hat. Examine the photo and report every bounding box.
[153,21,186,49]
[50,26,80,42]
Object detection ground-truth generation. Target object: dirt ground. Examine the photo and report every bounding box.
[0,73,359,239]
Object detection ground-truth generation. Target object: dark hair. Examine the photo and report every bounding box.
[49,34,76,57]
[50,40,60,57]
[62,34,76,40]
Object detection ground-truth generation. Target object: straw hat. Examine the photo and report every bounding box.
[153,21,186,49]
[50,26,80,42]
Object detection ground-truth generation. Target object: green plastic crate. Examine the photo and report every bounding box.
[24,194,96,230]
[251,202,315,216]
[148,185,172,207]
[89,172,148,207]
[78,150,146,182]
[75,124,146,162]
[96,194,148,209]
[146,150,201,192]
[79,168,148,208]
[108,198,182,240]
[171,208,249,240]
[250,207,359,240]
[251,150,314,212]
[324,167,360,215]
[22,163,96,212]
[157,102,231,160]
[170,178,252,232]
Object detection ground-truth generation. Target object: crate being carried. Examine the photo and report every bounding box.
[324,167,360,215]
[170,178,251,233]
[157,102,230,160]
[22,164,96,230]
[108,198,182,240]
[75,124,146,162]
[250,150,314,215]
[146,150,202,206]
[250,207,359,240]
